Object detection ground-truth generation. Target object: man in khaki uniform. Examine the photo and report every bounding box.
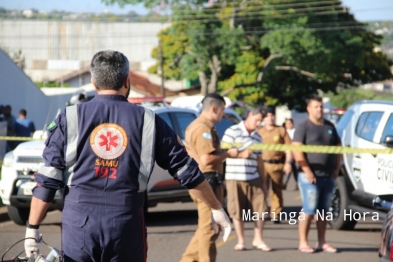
[180,93,239,262]
[258,107,292,222]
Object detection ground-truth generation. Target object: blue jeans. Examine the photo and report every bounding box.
[297,172,335,215]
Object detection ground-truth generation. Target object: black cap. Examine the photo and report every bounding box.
[201,93,226,105]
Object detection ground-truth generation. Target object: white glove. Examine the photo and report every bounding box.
[211,208,232,242]
[25,228,41,258]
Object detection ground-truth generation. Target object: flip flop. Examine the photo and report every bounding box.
[298,246,315,253]
[253,243,272,252]
[234,244,246,251]
[316,245,337,253]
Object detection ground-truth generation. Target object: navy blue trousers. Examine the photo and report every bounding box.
[61,189,147,262]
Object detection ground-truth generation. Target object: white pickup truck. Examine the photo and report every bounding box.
[330,100,393,230]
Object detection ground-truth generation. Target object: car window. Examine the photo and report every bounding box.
[157,113,175,131]
[336,110,354,138]
[172,112,196,139]
[215,113,241,139]
[381,114,393,143]
[355,112,369,136]
[356,112,383,142]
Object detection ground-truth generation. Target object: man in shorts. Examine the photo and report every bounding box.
[292,96,343,253]
[222,106,271,252]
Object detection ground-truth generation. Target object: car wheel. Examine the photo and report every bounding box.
[329,177,357,230]
[7,206,30,225]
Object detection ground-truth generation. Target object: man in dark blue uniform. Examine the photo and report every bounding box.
[24,50,232,262]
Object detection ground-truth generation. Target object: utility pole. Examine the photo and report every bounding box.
[159,40,166,97]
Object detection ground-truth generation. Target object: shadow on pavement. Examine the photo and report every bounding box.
[146,209,198,227]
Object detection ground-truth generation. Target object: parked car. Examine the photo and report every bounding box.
[330,100,393,230]
[324,108,347,126]
[0,98,242,224]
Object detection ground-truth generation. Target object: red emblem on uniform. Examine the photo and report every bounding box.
[99,131,119,151]
[90,123,128,159]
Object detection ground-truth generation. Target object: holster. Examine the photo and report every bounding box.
[203,171,223,191]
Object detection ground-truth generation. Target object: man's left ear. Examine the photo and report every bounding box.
[124,75,130,89]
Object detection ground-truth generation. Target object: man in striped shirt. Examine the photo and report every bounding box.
[222,106,271,252]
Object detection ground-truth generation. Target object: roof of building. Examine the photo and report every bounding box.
[129,71,177,97]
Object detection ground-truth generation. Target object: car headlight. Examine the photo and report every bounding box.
[2,151,14,167]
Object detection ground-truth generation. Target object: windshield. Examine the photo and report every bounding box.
[215,113,241,139]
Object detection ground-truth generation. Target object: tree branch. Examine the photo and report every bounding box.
[220,53,281,97]
[275,66,315,78]
[257,53,282,82]
[220,60,318,97]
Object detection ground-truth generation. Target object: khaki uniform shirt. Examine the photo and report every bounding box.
[258,125,291,160]
[185,115,222,174]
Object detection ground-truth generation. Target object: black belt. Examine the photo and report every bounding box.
[263,159,285,164]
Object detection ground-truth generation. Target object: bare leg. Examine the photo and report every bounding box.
[252,220,271,251]
[252,220,266,245]
[316,217,336,252]
[232,218,245,248]
[298,213,314,250]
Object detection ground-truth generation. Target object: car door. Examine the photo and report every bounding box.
[376,111,393,195]
[352,110,386,195]
[336,109,355,184]
[147,110,197,198]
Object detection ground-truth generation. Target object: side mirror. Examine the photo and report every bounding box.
[384,136,393,148]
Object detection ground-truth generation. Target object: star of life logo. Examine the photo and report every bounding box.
[90,123,128,159]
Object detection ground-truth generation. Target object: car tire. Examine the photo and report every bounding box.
[329,177,357,230]
[7,206,30,225]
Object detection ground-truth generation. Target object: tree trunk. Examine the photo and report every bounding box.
[198,71,208,95]
[208,55,221,93]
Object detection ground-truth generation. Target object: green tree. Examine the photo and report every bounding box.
[104,0,392,110]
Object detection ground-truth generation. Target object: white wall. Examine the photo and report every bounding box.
[0,20,171,70]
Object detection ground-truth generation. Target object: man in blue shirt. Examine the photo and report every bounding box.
[23,50,232,262]
[13,109,36,147]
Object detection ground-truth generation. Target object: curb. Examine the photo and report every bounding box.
[0,206,9,223]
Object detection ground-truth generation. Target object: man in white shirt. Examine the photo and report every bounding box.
[222,106,271,252]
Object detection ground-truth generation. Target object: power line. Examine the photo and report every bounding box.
[171,4,344,20]
[172,0,343,14]
[166,6,393,23]
[169,2,344,19]
[0,25,369,44]
[169,9,347,22]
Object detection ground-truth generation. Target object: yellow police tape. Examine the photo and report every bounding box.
[1,136,392,154]
[0,136,44,141]
[221,142,393,155]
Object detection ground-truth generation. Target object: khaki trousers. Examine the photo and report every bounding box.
[264,163,284,219]
[180,185,223,262]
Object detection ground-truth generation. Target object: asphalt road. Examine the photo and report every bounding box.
[0,178,385,262]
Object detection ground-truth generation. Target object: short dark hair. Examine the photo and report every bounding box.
[261,106,275,117]
[249,106,265,117]
[285,118,293,124]
[90,50,129,91]
[201,93,225,111]
[19,109,27,116]
[307,95,323,106]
